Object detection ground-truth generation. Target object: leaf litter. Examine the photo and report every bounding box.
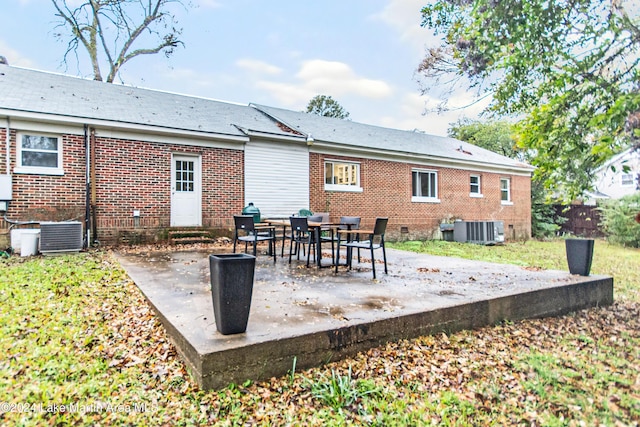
[0,246,638,425]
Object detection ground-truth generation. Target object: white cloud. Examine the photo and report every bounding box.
[0,40,36,68]
[296,60,392,98]
[254,81,316,106]
[372,90,490,137]
[235,59,282,75]
[254,59,393,108]
[373,0,439,54]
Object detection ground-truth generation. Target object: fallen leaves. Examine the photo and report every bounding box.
[1,248,639,426]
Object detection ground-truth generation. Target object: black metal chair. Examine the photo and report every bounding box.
[336,217,388,279]
[233,215,276,262]
[321,216,361,264]
[288,216,316,267]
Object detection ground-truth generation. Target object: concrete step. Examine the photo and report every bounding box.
[168,229,213,245]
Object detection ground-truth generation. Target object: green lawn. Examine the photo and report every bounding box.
[0,240,638,426]
[389,239,640,301]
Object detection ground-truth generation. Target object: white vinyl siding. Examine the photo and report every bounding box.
[244,141,309,217]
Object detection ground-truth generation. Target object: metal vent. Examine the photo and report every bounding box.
[40,221,83,254]
[453,221,504,245]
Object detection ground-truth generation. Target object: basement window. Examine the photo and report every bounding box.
[15,133,64,175]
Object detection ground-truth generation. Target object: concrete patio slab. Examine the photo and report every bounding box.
[115,246,613,390]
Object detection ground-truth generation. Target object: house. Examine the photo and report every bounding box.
[586,146,640,204]
[0,64,534,246]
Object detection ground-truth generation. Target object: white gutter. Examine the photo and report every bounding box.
[0,108,248,144]
[310,141,535,176]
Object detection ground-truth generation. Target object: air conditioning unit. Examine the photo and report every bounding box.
[453,221,504,245]
[39,221,83,255]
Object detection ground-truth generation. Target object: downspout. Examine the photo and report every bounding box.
[84,124,90,248]
[90,128,98,245]
[5,116,9,174]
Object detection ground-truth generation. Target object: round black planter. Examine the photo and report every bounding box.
[209,253,256,335]
[565,238,594,276]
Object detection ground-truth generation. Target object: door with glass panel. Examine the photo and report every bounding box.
[170,154,202,227]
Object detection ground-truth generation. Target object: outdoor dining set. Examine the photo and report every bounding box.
[231,211,389,279]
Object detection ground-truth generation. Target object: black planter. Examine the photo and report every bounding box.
[565,238,594,276]
[209,253,256,335]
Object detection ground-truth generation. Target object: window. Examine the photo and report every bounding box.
[500,178,512,204]
[324,160,362,192]
[175,160,194,192]
[470,174,482,197]
[15,133,63,175]
[621,173,634,186]
[412,169,439,202]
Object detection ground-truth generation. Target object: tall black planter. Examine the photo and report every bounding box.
[209,253,256,335]
[565,238,594,276]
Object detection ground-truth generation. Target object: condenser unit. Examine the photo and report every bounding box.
[453,221,504,245]
[39,221,83,255]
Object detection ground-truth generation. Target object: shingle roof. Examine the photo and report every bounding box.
[0,65,288,138]
[0,65,533,172]
[252,104,533,171]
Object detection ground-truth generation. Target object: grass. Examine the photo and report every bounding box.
[0,239,638,425]
[388,239,640,301]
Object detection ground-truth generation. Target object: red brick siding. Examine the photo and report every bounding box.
[3,125,530,243]
[3,129,86,223]
[3,128,244,243]
[0,128,6,173]
[93,136,244,242]
[310,153,531,240]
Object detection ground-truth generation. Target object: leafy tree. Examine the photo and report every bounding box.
[306,95,350,119]
[418,0,640,202]
[450,119,564,238]
[51,0,187,83]
[448,119,522,160]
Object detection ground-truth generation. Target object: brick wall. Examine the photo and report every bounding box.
[2,125,531,244]
[93,136,244,243]
[1,128,244,244]
[309,153,532,240]
[2,129,86,224]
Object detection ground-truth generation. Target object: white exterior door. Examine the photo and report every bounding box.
[171,154,202,227]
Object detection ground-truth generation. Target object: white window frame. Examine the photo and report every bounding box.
[324,160,362,192]
[14,132,64,175]
[500,178,513,205]
[620,173,634,186]
[470,174,483,197]
[412,169,440,203]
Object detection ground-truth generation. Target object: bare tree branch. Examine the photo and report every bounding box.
[50,0,188,83]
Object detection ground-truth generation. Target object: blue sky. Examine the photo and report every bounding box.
[0,0,486,136]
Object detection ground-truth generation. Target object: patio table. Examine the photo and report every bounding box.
[263,218,340,268]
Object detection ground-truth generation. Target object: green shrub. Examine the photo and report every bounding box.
[531,203,565,239]
[598,192,640,247]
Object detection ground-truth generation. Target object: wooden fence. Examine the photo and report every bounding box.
[554,205,604,237]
